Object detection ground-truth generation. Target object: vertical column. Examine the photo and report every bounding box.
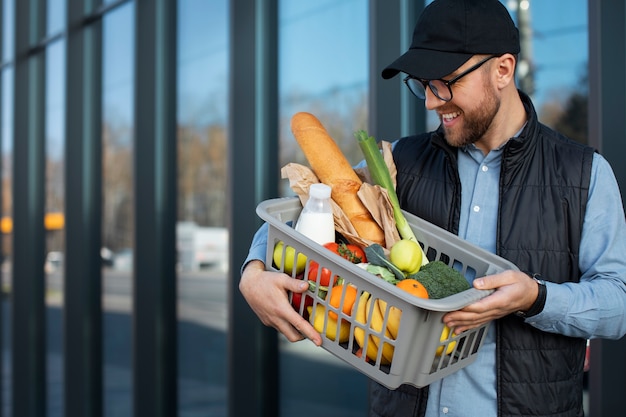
[368,0,425,141]
[588,1,626,415]
[228,1,279,416]
[133,0,178,416]
[12,0,47,416]
[64,1,104,417]
[588,0,626,192]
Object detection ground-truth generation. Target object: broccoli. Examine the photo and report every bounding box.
[408,261,470,299]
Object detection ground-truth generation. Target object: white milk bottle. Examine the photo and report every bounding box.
[295,183,335,245]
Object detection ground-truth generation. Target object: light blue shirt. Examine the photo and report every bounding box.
[243,140,626,417]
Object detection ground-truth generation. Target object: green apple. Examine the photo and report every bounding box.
[273,241,307,275]
[389,239,423,275]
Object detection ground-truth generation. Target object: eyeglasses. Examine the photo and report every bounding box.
[403,55,498,102]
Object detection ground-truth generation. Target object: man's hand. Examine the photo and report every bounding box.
[239,260,323,346]
[443,270,540,334]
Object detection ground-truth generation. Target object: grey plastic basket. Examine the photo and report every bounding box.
[257,196,518,389]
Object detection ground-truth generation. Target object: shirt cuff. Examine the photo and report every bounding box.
[523,281,565,325]
[240,222,269,275]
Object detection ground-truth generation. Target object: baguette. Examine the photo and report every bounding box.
[291,112,385,246]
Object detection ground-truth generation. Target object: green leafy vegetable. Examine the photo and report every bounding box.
[408,261,471,299]
[366,264,401,285]
[364,244,405,280]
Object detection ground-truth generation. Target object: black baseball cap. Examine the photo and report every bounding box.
[382,0,520,80]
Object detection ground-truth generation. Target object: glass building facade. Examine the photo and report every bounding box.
[0,0,623,416]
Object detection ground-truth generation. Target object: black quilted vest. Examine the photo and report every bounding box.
[369,92,593,417]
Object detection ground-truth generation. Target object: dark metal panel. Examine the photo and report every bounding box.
[63,1,104,416]
[227,0,279,416]
[588,1,626,415]
[12,0,47,416]
[133,1,178,416]
[588,0,626,197]
[254,0,279,201]
[368,0,425,141]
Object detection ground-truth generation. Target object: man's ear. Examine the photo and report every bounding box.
[495,54,517,88]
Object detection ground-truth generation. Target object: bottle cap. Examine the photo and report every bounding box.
[309,183,331,200]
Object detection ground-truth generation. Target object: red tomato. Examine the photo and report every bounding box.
[291,291,314,318]
[323,242,367,264]
[307,261,337,287]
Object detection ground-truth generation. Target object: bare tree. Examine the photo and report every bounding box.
[102,121,134,251]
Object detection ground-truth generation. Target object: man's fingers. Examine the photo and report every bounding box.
[286,277,310,293]
[277,310,322,346]
[474,271,512,290]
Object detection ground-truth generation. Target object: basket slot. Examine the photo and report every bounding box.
[471,326,486,355]
[438,252,448,265]
[425,245,438,262]
[462,264,477,281]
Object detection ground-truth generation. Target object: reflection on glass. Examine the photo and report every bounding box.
[516,0,589,144]
[1,63,14,417]
[102,3,134,417]
[45,39,66,263]
[177,0,229,414]
[47,0,67,37]
[44,37,66,417]
[2,0,15,62]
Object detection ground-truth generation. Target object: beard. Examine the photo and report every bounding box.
[441,83,500,148]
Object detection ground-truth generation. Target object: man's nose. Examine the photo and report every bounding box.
[424,87,446,111]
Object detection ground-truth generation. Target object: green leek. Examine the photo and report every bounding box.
[355,130,428,265]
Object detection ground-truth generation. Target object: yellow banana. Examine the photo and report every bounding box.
[436,325,456,356]
[376,299,402,340]
[375,299,455,357]
[353,292,390,365]
[367,298,396,363]
[307,304,350,343]
[353,292,372,355]
[366,334,390,365]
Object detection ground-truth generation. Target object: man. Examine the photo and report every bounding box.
[239,0,626,416]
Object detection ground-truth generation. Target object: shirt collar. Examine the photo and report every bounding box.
[461,121,529,154]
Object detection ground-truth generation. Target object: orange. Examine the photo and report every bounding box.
[327,284,358,320]
[396,278,429,299]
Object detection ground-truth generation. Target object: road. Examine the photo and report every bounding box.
[1,265,368,417]
[40,266,229,328]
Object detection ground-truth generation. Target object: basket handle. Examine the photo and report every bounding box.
[415,288,494,312]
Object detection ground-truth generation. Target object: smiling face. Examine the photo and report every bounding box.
[425,55,502,150]
[441,78,501,148]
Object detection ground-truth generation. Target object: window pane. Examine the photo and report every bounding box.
[1,64,13,417]
[2,0,14,61]
[177,0,229,414]
[278,1,369,416]
[45,38,66,417]
[47,0,66,36]
[102,3,135,416]
[520,0,588,144]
